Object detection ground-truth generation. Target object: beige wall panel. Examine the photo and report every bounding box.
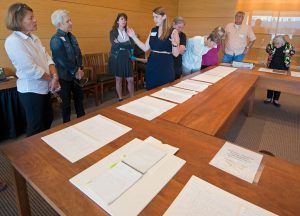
[183,17,233,37]
[54,0,178,15]
[1,0,177,72]
[237,0,300,11]
[178,0,237,18]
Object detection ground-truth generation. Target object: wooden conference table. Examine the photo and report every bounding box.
[2,66,300,216]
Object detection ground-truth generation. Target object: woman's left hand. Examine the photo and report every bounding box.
[49,79,61,93]
[170,29,180,46]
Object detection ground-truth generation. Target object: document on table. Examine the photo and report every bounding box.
[42,115,132,163]
[191,73,224,83]
[258,68,274,73]
[117,96,177,120]
[164,175,278,216]
[86,161,142,205]
[173,79,211,92]
[70,137,186,216]
[122,143,167,173]
[204,66,237,77]
[209,142,263,183]
[291,71,300,78]
[151,86,197,103]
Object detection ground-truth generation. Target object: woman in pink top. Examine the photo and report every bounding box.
[201,27,225,70]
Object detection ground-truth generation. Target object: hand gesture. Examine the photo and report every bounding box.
[170,29,180,45]
[127,27,136,38]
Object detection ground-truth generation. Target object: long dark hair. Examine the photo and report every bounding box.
[112,13,128,31]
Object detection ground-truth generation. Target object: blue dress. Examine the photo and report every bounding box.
[146,27,175,89]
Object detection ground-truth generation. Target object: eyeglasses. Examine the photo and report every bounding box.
[16,4,27,12]
[51,91,62,104]
[74,77,89,87]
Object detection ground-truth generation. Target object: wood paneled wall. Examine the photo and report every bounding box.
[178,0,238,37]
[0,0,178,75]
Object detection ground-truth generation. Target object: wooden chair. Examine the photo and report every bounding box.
[81,67,99,106]
[83,53,115,103]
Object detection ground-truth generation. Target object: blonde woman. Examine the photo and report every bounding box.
[127,7,180,89]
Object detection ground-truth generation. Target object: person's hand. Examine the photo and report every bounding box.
[170,29,180,46]
[113,39,119,43]
[127,27,136,38]
[75,69,84,80]
[141,58,148,63]
[243,47,250,55]
[49,78,60,93]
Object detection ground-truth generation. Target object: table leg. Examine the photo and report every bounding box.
[13,168,31,216]
[247,88,255,117]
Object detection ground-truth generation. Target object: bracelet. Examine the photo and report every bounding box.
[172,43,178,47]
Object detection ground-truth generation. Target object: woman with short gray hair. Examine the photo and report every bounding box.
[50,9,85,123]
[264,35,295,107]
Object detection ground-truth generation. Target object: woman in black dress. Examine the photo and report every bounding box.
[127,7,180,90]
[264,35,295,107]
[108,13,134,101]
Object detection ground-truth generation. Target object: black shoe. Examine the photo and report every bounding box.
[118,98,123,102]
[0,181,7,192]
[264,98,272,104]
[273,100,281,107]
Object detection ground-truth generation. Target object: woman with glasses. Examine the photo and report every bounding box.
[50,9,85,123]
[5,3,60,136]
[264,35,295,107]
[108,13,135,101]
[127,7,180,90]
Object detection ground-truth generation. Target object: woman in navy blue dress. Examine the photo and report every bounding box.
[127,7,180,90]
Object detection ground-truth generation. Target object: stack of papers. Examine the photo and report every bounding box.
[173,79,211,92]
[164,175,278,216]
[151,86,197,103]
[191,73,224,83]
[232,61,254,69]
[290,71,300,78]
[70,136,185,216]
[258,68,287,74]
[42,115,132,163]
[117,96,177,120]
[209,142,263,183]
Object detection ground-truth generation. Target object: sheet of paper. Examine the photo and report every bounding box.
[151,86,197,103]
[70,137,186,216]
[203,66,237,77]
[209,142,263,183]
[42,126,99,163]
[258,68,274,72]
[73,115,132,144]
[122,143,167,173]
[290,71,300,78]
[117,96,177,120]
[173,79,211,92]
[42,115,132,163]
[164,175,278,216]
[191,73,224,83]
[85,161,142,205]
[144,136,179,155]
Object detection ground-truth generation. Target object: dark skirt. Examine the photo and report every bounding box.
[108,50,133,78]
[146,52,175,90]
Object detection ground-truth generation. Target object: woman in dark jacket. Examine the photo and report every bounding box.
[108,13,135,101]
[50,9,85,123]
[264,35,295,107]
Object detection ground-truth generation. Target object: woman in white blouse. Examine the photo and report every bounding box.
[5,3,60,136]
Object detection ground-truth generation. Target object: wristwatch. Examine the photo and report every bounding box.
[172,43,178,47]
